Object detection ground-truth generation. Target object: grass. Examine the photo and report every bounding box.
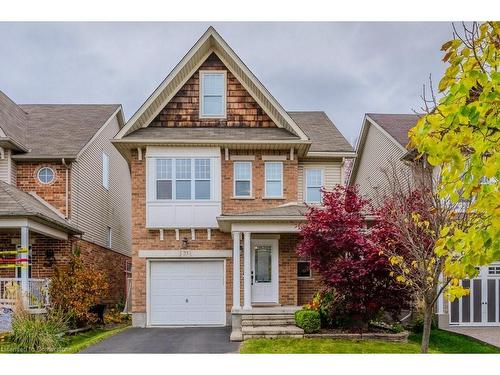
[0,325,129,354]
[240,329,500,354]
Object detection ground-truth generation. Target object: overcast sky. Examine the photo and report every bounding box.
[0,22,453,145]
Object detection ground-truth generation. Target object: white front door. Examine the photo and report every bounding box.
[251,239,279,304]
[149,260,225,326]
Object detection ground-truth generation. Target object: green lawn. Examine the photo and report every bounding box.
[0,325,129,354]
[240,330,500,354]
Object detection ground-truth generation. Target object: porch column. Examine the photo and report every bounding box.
[232,231,241,310]
[19,226,29,303]
[243,231,252,310]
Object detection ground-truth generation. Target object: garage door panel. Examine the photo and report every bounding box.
[149,260,225,326]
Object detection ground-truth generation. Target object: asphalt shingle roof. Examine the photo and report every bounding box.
[0,90,28,148]
[224,204,308,217]
[288,111,354,152]
[367,113,421,148]
[15,104,120,159]
[124,126,301,141]
[0,181,81,233]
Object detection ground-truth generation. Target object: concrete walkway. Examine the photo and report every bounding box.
[444,327,500,348]
[81,327,240,354]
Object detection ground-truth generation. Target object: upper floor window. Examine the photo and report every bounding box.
[37,167,55,184]
[102,152,110,190]
[200,71,226,118]
[234,162,252,197]
[265,162,283,198]
[155,158,211,200]
[305,168,323,203]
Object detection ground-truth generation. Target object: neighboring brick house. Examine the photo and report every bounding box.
[0,91,131,306]
[113,27,355,339]
[349,113,500,329]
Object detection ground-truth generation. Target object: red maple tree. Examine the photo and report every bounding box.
[297,185,410,327]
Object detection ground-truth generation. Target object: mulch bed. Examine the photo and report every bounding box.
[304,328,409,342]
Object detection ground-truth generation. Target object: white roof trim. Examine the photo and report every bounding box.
[348,114,406,186]
[115,27,309,141]
[365,115,407,153]
[76,106,124,160]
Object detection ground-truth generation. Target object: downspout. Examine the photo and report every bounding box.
[62,158,70,219]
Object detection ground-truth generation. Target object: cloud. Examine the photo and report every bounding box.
[0,22,452,144]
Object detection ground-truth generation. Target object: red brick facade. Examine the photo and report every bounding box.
[0,232,128,304]
[222,150,298,214]
[151,53,276,128]
[16,161,70,217]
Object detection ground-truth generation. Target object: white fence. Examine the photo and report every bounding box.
[0,278,50,310]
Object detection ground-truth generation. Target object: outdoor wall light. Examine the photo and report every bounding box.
[181,237,189,249]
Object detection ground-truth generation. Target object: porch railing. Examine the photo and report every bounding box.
[0,278,50,310]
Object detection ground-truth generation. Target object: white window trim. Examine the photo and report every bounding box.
[107,226,112,248]
[304,168,324,204]
[155,157,212,201]
[264,162,283,199]
[199,70,227,119]
[37,167,55,185]
[297,260,312,279]
[233,161,253,198]
[102,152,110,190]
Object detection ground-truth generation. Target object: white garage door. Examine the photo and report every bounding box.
[149,260,225,326]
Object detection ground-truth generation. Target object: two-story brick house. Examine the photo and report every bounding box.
[0,91,132,307]
[113,27,355,339]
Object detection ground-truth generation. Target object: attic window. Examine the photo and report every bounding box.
[37,167,55,184]
[200,71,226,118]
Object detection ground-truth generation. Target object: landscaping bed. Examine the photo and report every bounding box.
[240,329,500,354]
[305,329,409,343]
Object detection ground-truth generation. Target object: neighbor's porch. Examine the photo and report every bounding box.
[0,218,76,311]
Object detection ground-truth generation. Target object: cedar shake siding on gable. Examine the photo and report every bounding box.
[150,53,277,128]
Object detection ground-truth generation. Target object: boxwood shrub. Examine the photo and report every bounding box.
[294,309,321,333]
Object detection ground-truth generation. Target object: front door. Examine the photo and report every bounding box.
[251,239,279,304]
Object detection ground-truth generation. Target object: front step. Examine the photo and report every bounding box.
[238,308,303,340]
[242,319,295,326]
[242,325,304,340]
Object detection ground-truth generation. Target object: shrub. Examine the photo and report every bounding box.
[10,306,68,353]
[295,309,321,334]
[306,290,350,329]
[50,251,109,327]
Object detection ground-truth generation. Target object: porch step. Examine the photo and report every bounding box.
[241,319,295,326]
[242,314,296,320]
[242,325,304,340]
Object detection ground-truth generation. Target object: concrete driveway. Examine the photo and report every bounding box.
[444,327,500,348]
[81,327,240,354]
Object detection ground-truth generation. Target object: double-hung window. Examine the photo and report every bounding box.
[155,158,211,200]
[234,162,252,197]
[195,159,211,200]
[175,159,192,199]
[305,168,323,203]
[200,71,226,118]
[265,162,283,198]
[156,159,173,199]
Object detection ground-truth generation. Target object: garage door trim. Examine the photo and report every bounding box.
[146,258,226,327]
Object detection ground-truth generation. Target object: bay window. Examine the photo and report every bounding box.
[155,158,211,200]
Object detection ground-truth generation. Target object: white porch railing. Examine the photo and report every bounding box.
[0,278,50,310]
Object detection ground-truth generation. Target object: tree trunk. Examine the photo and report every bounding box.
[421,302,433,353]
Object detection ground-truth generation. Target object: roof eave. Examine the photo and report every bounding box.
[0,137,29,152]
